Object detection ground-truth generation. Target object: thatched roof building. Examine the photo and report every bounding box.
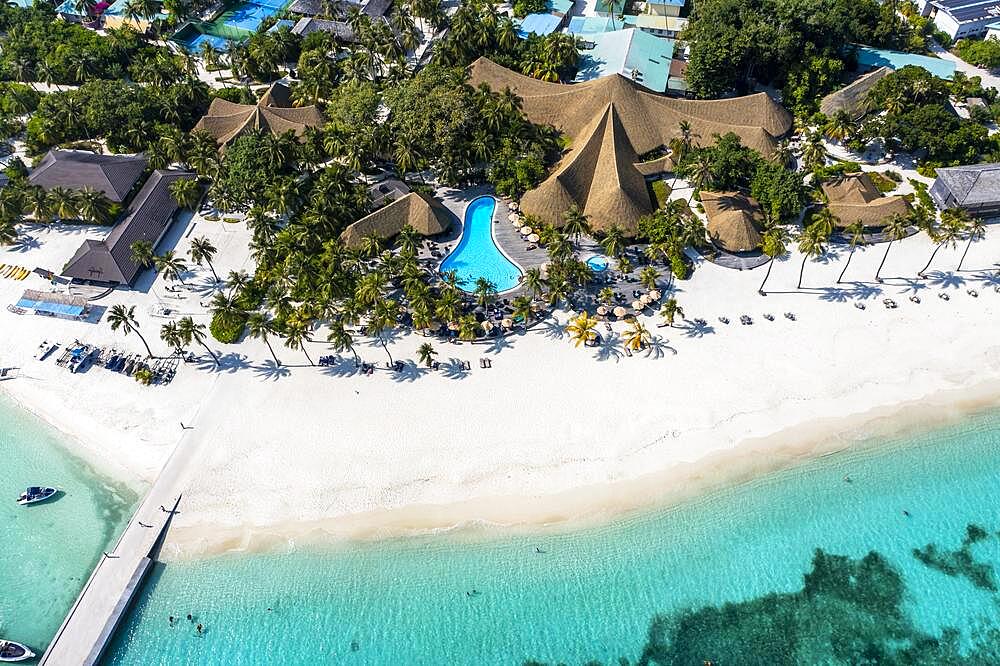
[700,191,764,252]
[822,173,911,228]
[340,193,451,248]
[193,82,323,148]
[468,57,792,234]
[819,67,891,119]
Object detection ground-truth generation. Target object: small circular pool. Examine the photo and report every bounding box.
[586,255,610,272]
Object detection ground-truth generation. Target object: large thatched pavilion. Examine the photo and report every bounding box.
[700,191,765,253]
[340,192,452,249]
[468,57,793,235]
[193,82,324,149]
[821,173,911,228]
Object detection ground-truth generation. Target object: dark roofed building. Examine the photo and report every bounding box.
[367,177,410,209]
[287,0,390,17]
[930,162,1000,217]
[291,17,357,40]
[29,149,147,203]
[61,170,197,285]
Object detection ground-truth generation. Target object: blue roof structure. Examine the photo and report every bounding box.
[853,45,956,80]
[575,28,674,92]
[566,14,634,35]
[15,295,86,318]
[517,12,563,36]
[548,0,574,12]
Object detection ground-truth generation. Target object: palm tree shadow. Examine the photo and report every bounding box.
[8,235,41,252]
[840,282,883,301]
[678,320,715,338]
[391,361,428,383]
[539,318,567,341]
[201,352,250,374]
[486,334,514,355]
[321,358,362,378]
[973,270,1000,289]
[592,333,623,362]
[895,279,929,295]
[187,278,220,297]
[644,335,677,359]
[818,287,851,303]
[254,360,291,381]
[923,271,965,289]
[440,358,469,380]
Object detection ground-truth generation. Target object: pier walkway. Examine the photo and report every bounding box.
[40,427,199,665]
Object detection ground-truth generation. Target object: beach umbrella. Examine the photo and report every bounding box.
[520,226,533,235]
[509,201,519,211]
[632,300,644,310]
[447,321,459,331]
[649,290,661,301]
[528,233,540,243]
[540,262,550,278]
[482,320,494,332]
[640,294,651,305]
[502,317,513,329]
[596,305,608,316]
[613,306,627,318]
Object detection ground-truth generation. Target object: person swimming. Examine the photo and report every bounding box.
[187,614,193,622]
[196,623,203,634]
[168,616,175,626]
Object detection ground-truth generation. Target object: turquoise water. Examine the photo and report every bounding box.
[586,254,610,272]
[0,395,137,654]
[440,196,522,293]
[105,409,1000,664]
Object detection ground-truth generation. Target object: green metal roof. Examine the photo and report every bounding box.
[575,28,675,93]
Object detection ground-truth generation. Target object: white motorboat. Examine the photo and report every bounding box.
[0,640,35,662]
[17,486,58,506]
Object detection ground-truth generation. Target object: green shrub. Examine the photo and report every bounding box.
[883,169,902,182]
[908,178,934,209]
[649,179,671,209]
[670,253,690,280]
[512,0,546,17]
[916,162,939,178]
[210,311,247,343]
[870,171,897,193]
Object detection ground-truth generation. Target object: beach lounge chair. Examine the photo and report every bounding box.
[939,292,950,301]
[763,313,774,321]
[909,296,920,304]
[967,289,978,297]
[854,302,866,310]
[718,316,729,324]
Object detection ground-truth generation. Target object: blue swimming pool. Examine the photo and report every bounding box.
[440,196,522,293]
[586,255,610,272]
[221,0,286,32]
[180,33,232,53]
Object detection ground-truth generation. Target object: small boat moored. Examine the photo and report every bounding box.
[0,640,36,662]
[17,486,58,506]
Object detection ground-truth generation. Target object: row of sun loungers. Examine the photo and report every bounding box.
[44,341,176,383]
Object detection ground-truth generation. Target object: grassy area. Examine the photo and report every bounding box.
[648,179,671,210]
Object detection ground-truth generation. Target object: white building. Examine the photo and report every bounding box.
[918,0,1000,40]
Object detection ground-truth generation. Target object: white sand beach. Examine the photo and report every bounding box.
[1,213,999,557]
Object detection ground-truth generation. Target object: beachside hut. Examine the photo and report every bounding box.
[15,289,91,320]
[193,81,323,149]
[468,57,792,235]
[700,191,764,253]
[29,150,148,203]
[822,173,911,228]
[61,169,198,286]
[929,162,1000,216]
[340,193,452,249]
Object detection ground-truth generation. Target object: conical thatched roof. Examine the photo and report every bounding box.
[194,82,323,148]
[822,173,911,228]
[819,67,890,119]
[521,104,652,233]
[468,57,791,157]
[700,191,763,252]
[468,58,792,234]
[340,192,452,248]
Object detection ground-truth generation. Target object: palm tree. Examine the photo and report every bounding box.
[0,219,18,246]
[837,221,866,284]
[246,311,281,366]
[366,299,399,364]
[327,320,359,365]
[600,225,626,258]
[417,342,436,367]
[800,131,828,170]
[159,320,184,355]
[457,313,479,341]
[177,316,218,366]
[687,153,714,203]
[565,311,598,347]
[130,240,156,272]
[512,295,534,328]
[624,318,651,352]
[875,215,909,283]
[284,317,315,366]
[919,212,964,278]
[957,214,986,271]
[797,225,828,289]
[188,236,219,283]
[226,270,250,298]
[76,188,112,225]
[155,250,189,285]
[473,277,497,310]
[47,187,79,221]
[639,266,659,290]
[758,225,788,296]
[170,178,201,210]
[562,204,591,248]
[523,267,545,300]
[659,298,684,326]
[107,304,154,357]
[823,110,855,143]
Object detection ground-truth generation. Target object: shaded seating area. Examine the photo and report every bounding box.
[701,191,764,253]
[468,57,792,235]
[193,81,323,149]
[340,192,452,249]
[822,173,911,228]
[15,289,91,320]
[29,149,147,203]
[61,169,197,286]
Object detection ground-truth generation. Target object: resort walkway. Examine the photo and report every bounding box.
[40,378,221,665]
